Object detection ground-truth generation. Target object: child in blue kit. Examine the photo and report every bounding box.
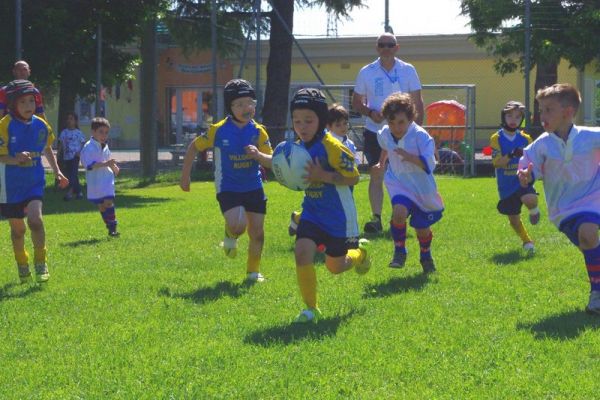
[0,80,68,283]
[180,79,273,283]
[373,93,444,273]
[79,117,121,237]
[290,88,370,323]
[518,83,600,315]
[490,101,540,255]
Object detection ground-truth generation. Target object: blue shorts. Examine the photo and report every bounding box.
[391,195,443,229]
[90,196,115,205]
[296,219,358,258]
[497,186,537,215]
[558,212,600,246]
[216,188,267,215]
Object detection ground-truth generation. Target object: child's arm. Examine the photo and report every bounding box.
[305,158,359,186]
[0,152,32,166]
[394,148,426,170]
[43,146,69,188]
[180,141,199,192]
[244,145,272,168]
[372,149,388,172]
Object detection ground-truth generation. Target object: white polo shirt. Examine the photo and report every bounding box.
[80,138,115,201]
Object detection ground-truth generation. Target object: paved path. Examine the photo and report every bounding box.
[43,149,177,170]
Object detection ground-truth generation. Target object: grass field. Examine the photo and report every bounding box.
[1,173,599,399]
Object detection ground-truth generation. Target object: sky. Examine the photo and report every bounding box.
[292,0,472,37]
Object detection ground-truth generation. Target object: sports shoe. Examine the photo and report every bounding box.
[363,218,383,234]
[246,272,265,283]
[108,230,120,237]
[288,211,300,236]
[293,307,322,323]
[585,291,600,316]
[18,265,32,284]
[34,263,50,283]
[75,192,84,200]
[529,211,540,225]
[389,251,407,269]
[222,231,237,258]
[523,242,535,256]
[420,258,436,274]
[354,238,371,275]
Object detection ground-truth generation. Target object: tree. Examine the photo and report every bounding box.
[460,1,600,127]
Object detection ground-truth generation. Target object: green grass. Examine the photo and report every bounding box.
[1,174,599,399]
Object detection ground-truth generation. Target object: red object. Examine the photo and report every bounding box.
[425,100,466,144]
[482,146,493,156]
[317,244,326,253]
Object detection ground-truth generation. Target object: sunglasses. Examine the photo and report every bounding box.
[377,42,397,49]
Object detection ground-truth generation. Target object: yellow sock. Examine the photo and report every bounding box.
[292,211,301,224]
[296,264,317,309]
[14,249,29,266]
[512,219,532,243]
[246,254,261,274]
[34,246,47,265]
[347,248,365,267]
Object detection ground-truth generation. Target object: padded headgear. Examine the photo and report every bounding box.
[5,79,36,107]
[290,88,328,134]
[224,79,256,115]
[501,100,525,131]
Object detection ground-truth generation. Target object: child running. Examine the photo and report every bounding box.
[490,101,540,255]
[518,83,600,315]
[374,93,444,273]
[180,79,272,283]
[79,117,121,237]
[290,88,369,323]
[0,80,68,283]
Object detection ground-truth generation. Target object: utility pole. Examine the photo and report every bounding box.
[524,0,531,130]
[15,0,22,60]
[254,0,261,117]
[384,0,393,33]
[211,0,218,118]
[96,23,103,116]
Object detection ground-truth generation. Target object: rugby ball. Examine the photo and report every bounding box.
[271,141,312,191]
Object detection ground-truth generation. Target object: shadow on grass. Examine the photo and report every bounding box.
[42,191,171,216]
[244,310,357,347]
[363,274,429,299]
[490,249,527,265]
[517,310,600,340]
[158,280,256,305]
[61,238,104,248]
[0,282,42,301]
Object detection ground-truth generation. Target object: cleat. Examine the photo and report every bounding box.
[354,238,371,275]
[108,230,120,237]
[222,231,238,258]
[420,258,436,274]
[246,272,265,283]
[18,265,32,284]
[34,263,50,283]
[529,212,540,225]
[363,218,383,234]
[288,211,300,236]
[293,307,322,323]
[585,291,600,316]
[523,242,535,256]
[388,251,407,269]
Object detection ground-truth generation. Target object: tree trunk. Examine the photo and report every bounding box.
[532,61,558,134]
[140,17,158,179]
[57,78,77,132]
[262,0,294,145]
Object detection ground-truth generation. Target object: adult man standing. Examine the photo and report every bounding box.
[0,60,45,119]
[352,33,424,233]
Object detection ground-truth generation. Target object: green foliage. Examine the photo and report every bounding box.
[1,175,599,398]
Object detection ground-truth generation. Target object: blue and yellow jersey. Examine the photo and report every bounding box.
[194,117,272,193]
[0,114,54,203]
[300,131,360,238]
[490,128,532,199]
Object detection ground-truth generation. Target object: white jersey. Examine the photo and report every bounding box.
[520,125,600,227]
[354,57,422,133]
[378,122,444,212]
[79,138,115,201]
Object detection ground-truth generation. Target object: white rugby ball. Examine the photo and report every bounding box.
[271,140,312,191]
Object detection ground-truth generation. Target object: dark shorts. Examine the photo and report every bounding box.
[296,219,358,258]
[90,196,115,205]
[497,186,537,215]
[216,188,267,215]
[392,195,443,229]
[0,197,43,219]
[558,212,600,247]
[363,129,382,167]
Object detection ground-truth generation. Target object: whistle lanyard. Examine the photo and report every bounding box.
[380,65,398,84]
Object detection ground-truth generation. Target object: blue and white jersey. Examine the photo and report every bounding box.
[330,132,358,161]
[300,131,360,238]
[520,125,600,227]
[378,122,444,212]
[194,117,272,193]
[80,138,115,201]
[59,128,86,160]
[0,114,55,203]
[490,129,533,200]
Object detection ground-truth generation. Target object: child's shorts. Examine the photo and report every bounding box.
[558,212,600,246]
[391,195,443,229]
[296,219,358,258]
[90,196,115,205]
[0,197,42,219]
[497,186,537,215]
[216,188,267,215]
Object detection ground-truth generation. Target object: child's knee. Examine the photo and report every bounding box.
[521,194,538,207]
[325,258,345,274]
[10,224,26,238]
[578,224,599,249]
[391,206,408,224]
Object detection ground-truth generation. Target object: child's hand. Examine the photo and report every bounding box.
[112,164,120,176]
[180,175,191,192]
[517,163,533,187]
[372,162,384,172]
[394,148,412,160]
[57,173,69,189]
[16,152,32,164]
[304,158,326,183]
[244,145,260,160]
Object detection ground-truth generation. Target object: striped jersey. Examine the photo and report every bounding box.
[0,114,54,203]
[194,117,272,193]
[490,129,533,199]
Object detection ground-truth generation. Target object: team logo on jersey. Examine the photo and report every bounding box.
[340,151,355,172]
[222,139,230,146]
[37,129,47,147]
[10,136,16,143]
